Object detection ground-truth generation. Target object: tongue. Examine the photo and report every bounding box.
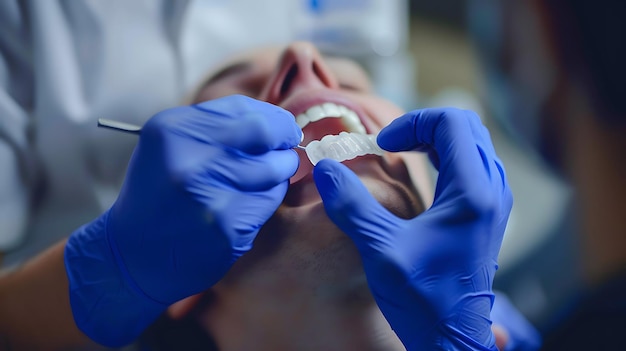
[302,117,347,145]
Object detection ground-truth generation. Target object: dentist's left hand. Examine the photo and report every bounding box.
[64,95,302,347]
[315,108,512,351]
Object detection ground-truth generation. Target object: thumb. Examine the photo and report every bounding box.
[313,159,399,254]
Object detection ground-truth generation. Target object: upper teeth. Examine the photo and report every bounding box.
[295,102,366,134]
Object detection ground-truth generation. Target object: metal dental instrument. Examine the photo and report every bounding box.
[98,119,385,164]
[97,118,307,150]
[97,119,142,135]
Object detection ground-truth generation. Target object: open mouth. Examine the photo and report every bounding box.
[295,102,367,141]
[286,97,372,149]
[281,94,380,185]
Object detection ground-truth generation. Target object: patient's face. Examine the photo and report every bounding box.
[184,42,429,350]
[194,42,428,213]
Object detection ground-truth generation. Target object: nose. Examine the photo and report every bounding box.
[260,42,339,104]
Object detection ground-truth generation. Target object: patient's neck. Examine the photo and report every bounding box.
[197,216,405,351]
[201,276,404,351]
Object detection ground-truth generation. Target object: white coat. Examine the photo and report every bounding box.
[0,0,298,266]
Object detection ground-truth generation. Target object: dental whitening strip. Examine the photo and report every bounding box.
[303,132,383,165]
[97,119,383,165]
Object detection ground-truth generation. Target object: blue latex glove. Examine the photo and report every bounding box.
[491,292,542,351]
[314,108,512,350]
[65,95,302,347]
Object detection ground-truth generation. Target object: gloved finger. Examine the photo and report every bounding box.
[144,95,302,154]
[479,124,510,201]
[212,182,291,250]
[192,96,302,153]
[379,108,492,211]
[314,159,402,256]
[465,112,503,183]
[184,149,299,192]
[466,114,513,224]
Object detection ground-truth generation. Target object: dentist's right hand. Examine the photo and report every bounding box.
[315,108,512,351]
[64,95,302,347]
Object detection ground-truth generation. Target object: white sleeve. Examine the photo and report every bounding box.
[0,1,42,251]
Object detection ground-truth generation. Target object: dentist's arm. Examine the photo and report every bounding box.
[0,241,95,350]
[1,95,302,349]
[315,108,512,350]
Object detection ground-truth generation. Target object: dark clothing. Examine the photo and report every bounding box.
[139,314,218,351]
[542,273,626,351]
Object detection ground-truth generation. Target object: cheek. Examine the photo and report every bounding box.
[346,95,434,206]
[359,176,420,219]
[362,98,405,129]
[397,152,434,209]
[193,84,235,103]
[194,86,258,103]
